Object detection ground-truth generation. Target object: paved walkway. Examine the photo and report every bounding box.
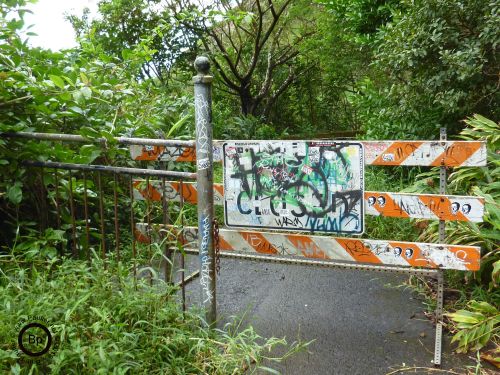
[182,256,474,374]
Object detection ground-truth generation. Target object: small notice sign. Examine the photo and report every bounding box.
[223,141,364,234]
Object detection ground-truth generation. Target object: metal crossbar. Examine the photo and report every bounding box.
[23,160,196,179]
[182,248,440,276]
[1,131,195,147]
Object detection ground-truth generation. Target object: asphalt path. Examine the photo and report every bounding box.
[177,255,474,375]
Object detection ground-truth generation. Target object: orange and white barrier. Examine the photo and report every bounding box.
[132,180,225,205]
[364,191,484,222]
[134,224,481,271]
[132,180,484,222]
[362,141,486,166]
[130,140,486,167]
[130,145,196,162]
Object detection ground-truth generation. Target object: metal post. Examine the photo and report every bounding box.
[193,56,216,325]
[434,127,446,367]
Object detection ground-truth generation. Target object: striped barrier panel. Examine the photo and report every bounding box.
[130,140,487,167]
[134,223,481,271]
[132,180,484,222]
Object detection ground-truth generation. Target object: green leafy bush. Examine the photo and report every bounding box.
[407,115,499,287]
[448,301,499,353]
[406,115,499,352]
[0,254,306,374]
[0,1,194,249]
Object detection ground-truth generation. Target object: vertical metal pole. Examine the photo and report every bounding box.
[179,180,186,313]
[68,170,78,258]
[438,127,447,245]
[40,167,48,233]
[161,177,171,283]
[113,173,121,261]
[54,169,62,256]
[97,172,106,261]
[146,176,152,285]
[129,177,137,285]
[434,127,446,367]
[193,56,216,326]
[83,171,91,262]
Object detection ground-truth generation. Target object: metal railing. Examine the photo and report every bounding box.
[2,130,198,311]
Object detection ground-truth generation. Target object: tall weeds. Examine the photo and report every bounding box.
[0,252,306,374]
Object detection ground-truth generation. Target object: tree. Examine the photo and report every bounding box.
[0,0,195,246]
[351,0,499,139]
[69,0,198,85]
[171,0,315,117]
[268,4,376,133]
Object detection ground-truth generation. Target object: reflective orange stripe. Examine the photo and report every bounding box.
[240,231,278,254]
[214,184,224,196]
[448,246,481,271]
[133,180,162,201]
[336,238,382,264]
[430,141,482,167]
[171,181,198,204]
[418,195,468,221]
[175,148,196,162]
[135,146,165,161]
[287,235,328,259]
[364,192,410,218]
[217,236,234,251]
[372,142,423,166]
[389,241,437,268]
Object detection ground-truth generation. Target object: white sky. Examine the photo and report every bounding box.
[23,0,99,50]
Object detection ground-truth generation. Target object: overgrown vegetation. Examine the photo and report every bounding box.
[1,0,499,371]
[0,252,305,374]
[409,115,500,355]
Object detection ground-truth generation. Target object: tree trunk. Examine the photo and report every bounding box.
[240,88,257,116]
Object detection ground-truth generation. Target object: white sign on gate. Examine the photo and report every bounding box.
[223,141,365,234]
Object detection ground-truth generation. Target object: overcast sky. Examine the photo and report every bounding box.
[23,0,99,50]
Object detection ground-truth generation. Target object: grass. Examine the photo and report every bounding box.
[0,251,307,374]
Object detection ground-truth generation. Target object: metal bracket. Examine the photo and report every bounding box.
[434,127,447,367]
[433,270,444,366]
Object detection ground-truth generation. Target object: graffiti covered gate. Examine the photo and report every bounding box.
[131,57,486,366]
[223,141,364,234]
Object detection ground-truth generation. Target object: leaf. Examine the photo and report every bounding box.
[98,345,106,362]
[69,106,85,115]
[469,301,498,315]
[480,349,500,369]
[79,144,102,163]
[80,86,92,100]
[257,366,281,374]
[167,114,190,137]
[65,292,92,322]
[72,90,83,103]
[62,76,74,86]
[79,127,101,139]
[80,71,89,85]
[45,229,66,242]
[492,259,500,287]
[49,74,65,89]
[448,310,484,324]
[7,182,22,204]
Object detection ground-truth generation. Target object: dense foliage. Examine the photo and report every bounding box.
[1,0,499,370]
[0,254,304,374]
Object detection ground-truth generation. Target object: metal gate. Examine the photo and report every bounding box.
[2,56,486,367]
[130,56,486,366]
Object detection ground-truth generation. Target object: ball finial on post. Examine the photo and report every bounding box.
[194,56,210,75]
